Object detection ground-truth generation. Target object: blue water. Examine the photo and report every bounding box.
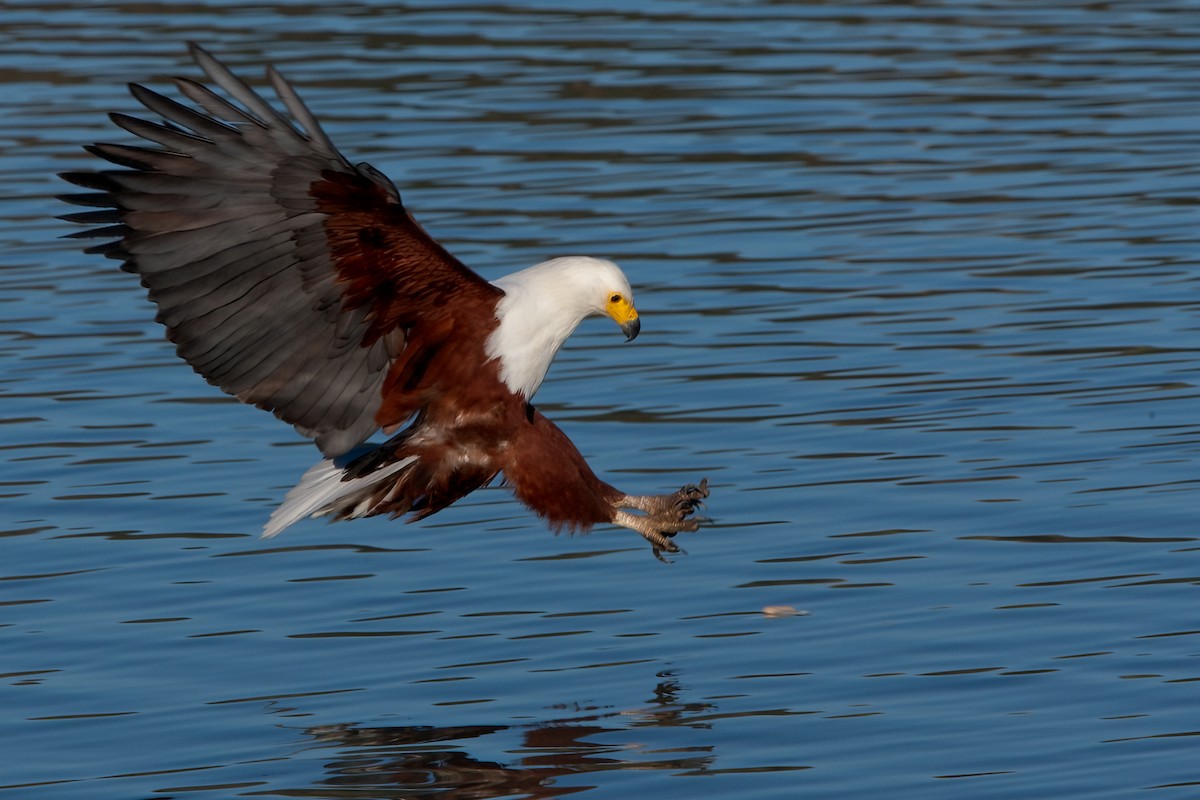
[3,2,1199,797]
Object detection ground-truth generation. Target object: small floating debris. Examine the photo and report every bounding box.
[761,605,807,618]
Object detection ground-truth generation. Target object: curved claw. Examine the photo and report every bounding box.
[678,478,710,502]
[671,479,710,520]
[651,541,687,563]
[648,532,679,563]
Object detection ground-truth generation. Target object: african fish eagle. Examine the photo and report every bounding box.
[60,44,709,557]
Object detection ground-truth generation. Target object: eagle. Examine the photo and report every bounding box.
[60,44,709,558]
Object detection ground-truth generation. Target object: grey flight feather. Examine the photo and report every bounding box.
[59,43,406,457]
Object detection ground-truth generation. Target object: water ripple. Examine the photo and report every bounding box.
[3,2,1200,798]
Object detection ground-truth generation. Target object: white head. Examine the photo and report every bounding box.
[487,256,640,399]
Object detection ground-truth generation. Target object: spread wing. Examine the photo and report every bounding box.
[60,43,502,457]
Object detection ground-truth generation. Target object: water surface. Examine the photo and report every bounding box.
[2,2,1199,798]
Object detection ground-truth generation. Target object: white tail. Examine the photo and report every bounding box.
[262,451,418,538]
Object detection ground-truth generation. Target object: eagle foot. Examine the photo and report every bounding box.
[621,478,709,520]
[611,480,708,561]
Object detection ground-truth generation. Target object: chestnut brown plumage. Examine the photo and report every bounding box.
[60,43,708,557]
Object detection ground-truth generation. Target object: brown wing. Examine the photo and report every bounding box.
[59,43,502,457]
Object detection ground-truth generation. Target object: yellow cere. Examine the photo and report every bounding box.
[605,293,639,325]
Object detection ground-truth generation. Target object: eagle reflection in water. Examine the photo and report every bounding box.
[293,679,716,797]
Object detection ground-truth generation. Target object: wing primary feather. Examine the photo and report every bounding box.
[187,42,291,129]
[109,111,264,170]
[86,238,131,258]
[84,142,185,171]
[266,65,342,160]
[60,209,122,225]
[109,112,209,150]
[128,83,241,141]
[173,77,265,128]
[57,191,114,208]
[65,223,128,240]
[59,171,119,192]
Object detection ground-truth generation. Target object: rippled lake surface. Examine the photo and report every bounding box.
[3,2,1200,797]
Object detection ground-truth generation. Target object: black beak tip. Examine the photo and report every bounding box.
[622,317,641,342]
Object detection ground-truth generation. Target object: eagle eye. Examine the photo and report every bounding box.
[610,294,622,303]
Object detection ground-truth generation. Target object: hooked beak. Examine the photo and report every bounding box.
[606,294,640,342]
[621,315,641,342]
